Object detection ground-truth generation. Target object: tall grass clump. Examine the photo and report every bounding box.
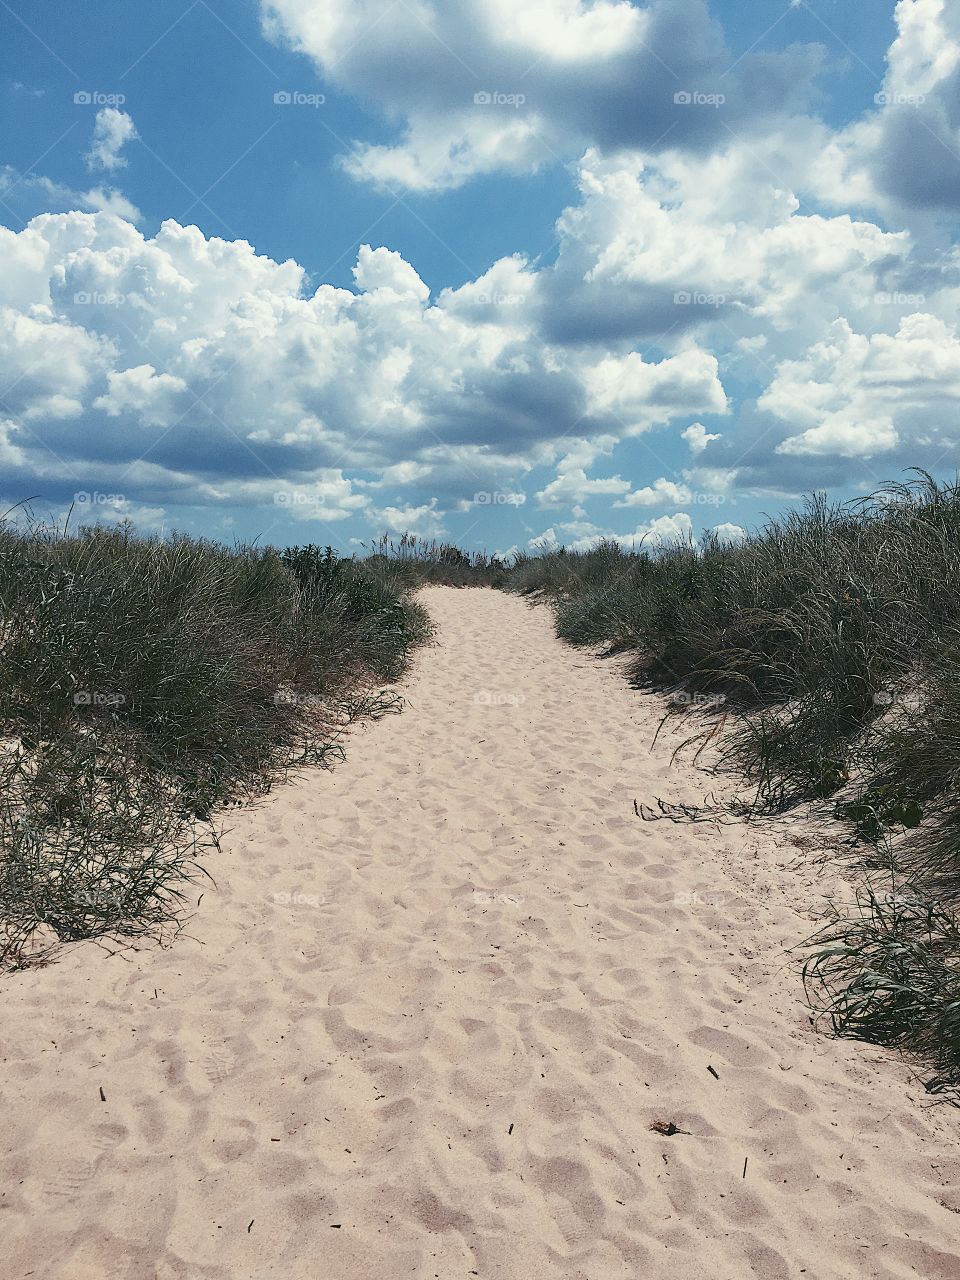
[0,519,431,966]
[363,533,511,589]
[505,472,960,1082]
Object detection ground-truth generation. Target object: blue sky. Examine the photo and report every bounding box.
[1,0,959,555]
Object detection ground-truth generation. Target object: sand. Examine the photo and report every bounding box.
[1,585,959,1279]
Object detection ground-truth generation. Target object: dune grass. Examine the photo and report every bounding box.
[7,484,960,1083]
[506,473,960,1083]
[362,533,511,589]
[0,520,431,966]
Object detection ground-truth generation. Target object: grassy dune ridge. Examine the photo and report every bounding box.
[506,473,960,1085]
[0,522,431,965]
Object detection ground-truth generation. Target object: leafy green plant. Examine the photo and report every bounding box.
[836,788,923,844]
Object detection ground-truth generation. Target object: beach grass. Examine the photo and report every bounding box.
[505,472,960,1082]
[0,519,431,965]
[7,481,960,1083]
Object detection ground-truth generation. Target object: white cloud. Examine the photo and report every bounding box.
[352,244,430,301]
[8,36,960,539]
[711,521,746,543]
[614,477,692,507]
[621,511,695,547]
[807,0,960,217]
[584,348,727,433]
[375,500,446,536]
[682,422,721,454]
[261,0,824,192]
[528,510,694,552]
[536,460,630,508]
[765,314,960,458]
[81,186,141,221]
[0,165,141,224]
[541,147,908,350]
[93,365,188,427]
[683,465,737,495]
[85,108,138,172]
[529,526,559,551]
[0,207,728,525]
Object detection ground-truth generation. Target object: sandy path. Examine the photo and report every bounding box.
[1,586,959,1280]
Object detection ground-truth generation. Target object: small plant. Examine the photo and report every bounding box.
[835,788,923,844]
[803,888,960,1083]
[0,735,213,966]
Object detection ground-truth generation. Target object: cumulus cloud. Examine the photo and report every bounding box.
[614,477,692,507]
[682,422,721,453]
[261,0,826,191]
[764,313,960,458]
[0,207,725,528]
[711,521,746,543]
[528,509,694,551]
[85,108,138,172]
[540,147,907,350]
[9,0,960,546]
[375,500,446,537]
[535,442,631,507]
[93,365,189,427]
[865,0,960,212]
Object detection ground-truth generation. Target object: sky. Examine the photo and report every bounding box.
[1,0,959,556]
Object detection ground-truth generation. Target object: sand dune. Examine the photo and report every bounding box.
[1,586,959,1279]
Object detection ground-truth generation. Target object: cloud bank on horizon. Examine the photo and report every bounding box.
[2,0,960,552]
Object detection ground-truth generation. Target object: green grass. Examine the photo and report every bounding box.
[0,520,431,966]
[9,484,960,1084]
[505,472,960,1084]
[803,886,960,1088]
[362,533,511,589]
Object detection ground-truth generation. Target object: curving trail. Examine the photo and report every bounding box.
[2,586,959,1279]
